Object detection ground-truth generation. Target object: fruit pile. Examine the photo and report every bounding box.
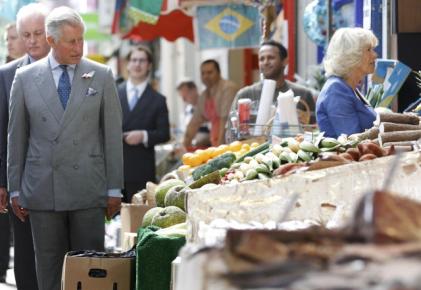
[177,133,398,186]
[181,141,260,167]
[138,133,401,225]
[141,179,188,231]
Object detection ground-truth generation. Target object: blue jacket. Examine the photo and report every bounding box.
[316,76,376,138]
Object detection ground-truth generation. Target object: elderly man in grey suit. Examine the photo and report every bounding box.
[0,3,51,289]
[7,6,123,290]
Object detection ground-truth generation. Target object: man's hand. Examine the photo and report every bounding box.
[106,197,121,220]
[124,130,144,145]
[11,196,28,222]
[0,187,7,213]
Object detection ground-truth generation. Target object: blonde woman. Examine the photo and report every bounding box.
[316,27,378,138]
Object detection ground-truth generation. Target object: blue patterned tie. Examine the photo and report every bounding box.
[58,65,71,109]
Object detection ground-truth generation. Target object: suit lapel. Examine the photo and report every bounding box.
[134,85,154,114]
[120,83,131,126]
[61,59,93,129]
[132,85,150,112]
[34,58,64,123]
[16,55,30,69]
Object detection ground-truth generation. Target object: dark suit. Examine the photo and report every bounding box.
[0,56,38,290]
[118,82,170,202]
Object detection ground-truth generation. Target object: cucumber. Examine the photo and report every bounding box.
[219,167,228,177]
[192,152,236,181]
[189,170,221,189]
[235,142,270,163]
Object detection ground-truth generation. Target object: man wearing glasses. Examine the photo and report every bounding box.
[117,46,170,203]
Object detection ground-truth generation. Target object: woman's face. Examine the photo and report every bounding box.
[359,45,377,75]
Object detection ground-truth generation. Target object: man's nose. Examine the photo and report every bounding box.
[29,34,37,43]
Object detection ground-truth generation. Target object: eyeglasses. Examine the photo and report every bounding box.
[130,58,148,64]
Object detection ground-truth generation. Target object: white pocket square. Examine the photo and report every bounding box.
[82,71,95,79]
[86,87,98,96]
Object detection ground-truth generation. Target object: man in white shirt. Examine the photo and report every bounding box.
[117,46,170,202]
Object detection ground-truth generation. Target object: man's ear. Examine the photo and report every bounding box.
[282,57,288,67]
[46,35,55,47]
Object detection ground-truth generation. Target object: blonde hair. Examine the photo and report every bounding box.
[324,27,378,78]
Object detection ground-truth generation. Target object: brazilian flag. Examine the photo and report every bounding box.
[128,0,164,25]
[196,4,261,50]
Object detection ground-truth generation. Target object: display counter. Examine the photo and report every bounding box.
[186,151,421,244]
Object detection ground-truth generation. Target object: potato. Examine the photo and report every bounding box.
[359,153,377,162]
[345,148,360,161]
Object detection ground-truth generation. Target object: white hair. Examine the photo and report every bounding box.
[323,27,378,78]
[45,6,85,42]
[16,3,49,34]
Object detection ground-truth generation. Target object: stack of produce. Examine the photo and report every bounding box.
[141,179,188,232]
[181,141,259,168]
[177,133,394,186]
[216,136,395,184]
[142,127,404,212]
[353,112,421,151]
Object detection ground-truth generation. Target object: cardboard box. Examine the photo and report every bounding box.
[122,232,138,252]
[61,251,135,290]
[171,256,181,290]
[120,203,153,250]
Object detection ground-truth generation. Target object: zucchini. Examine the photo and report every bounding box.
[192,152,236,181]
[191,164,213,181]
[189,170,221,189]
[219,167,228,177]
[235,142,270,163]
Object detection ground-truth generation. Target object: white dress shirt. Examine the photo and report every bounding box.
[125,79,149,147]
[48,53,76,88]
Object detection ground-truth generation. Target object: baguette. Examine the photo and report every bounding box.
[351,127,379,141]
[376,112,420,125]
[378,130,421,145]
[383,145,413,152]
[379,122,421,133]
[382,141,415,147]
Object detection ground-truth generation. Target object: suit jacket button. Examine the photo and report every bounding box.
[42,117,47,122]
[73,165,79,170]
[73,140,78,145]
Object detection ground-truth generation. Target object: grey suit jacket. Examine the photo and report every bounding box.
[0,56,29,188]
[7,57,124,210]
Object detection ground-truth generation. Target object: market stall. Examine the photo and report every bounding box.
[185,150,421,244]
